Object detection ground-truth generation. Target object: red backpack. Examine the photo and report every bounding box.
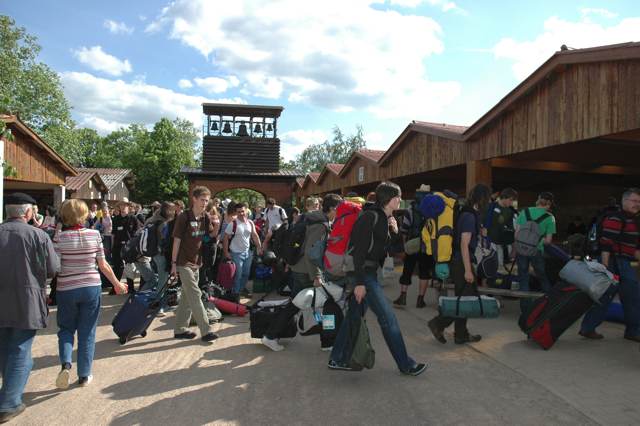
[323,201,362,277]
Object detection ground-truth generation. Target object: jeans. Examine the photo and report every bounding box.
[174,266,211,336]
[231,250,253,295]
[516,252,551,313]
[56,286,101,378]
[265,272,313,340]
[330,272,416,373]
[581,256,640,337]
[102,235,112,263]
[0,328,36,412]
[137,258,158,292]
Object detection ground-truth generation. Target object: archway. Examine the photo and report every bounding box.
[215,188,266,209]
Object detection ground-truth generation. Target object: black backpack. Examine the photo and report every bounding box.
[281,219,308,265]
[270,222,290,259]
[319,285,344,348]
[408,205,425,239]
[121,232,142,263]
[139,222,161,257]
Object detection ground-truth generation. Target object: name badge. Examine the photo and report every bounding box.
[322,315,335,330]
[117,226,124,231]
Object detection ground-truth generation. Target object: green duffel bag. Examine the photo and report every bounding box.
[347,304,375,370]
[438,295,501,319]
[404,237,421,255]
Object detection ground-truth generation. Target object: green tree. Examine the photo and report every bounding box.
[216,189,266,208]
[292,125,366,173]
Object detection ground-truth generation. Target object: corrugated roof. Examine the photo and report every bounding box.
[78,168,133,190]
[65,170,107,192]
[295,177,305,187]
[308,172,321,182]
[326,163,344,174]
[357,149,386,162]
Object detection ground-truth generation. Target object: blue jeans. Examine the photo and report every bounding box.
[56,286,101,378]
[0,328,36,412]
[231,250,253,294]
[137,258,158,291]
[153,255,169,310]
[581,257,640,337]
[330,272,416,373]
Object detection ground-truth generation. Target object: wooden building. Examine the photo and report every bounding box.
[65,169,109,204]
[78,168,134,204]
[1,115,77,219]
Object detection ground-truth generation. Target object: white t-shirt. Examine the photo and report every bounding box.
[265,205,287,230]
[225,219,255,253]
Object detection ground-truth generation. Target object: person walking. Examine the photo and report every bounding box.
[483,187,518,285]
[170,186,219,342]
[427,184,492,345]
[0,193,59,423]
[579,188,640,342]
[328,182,428,376]
[137,202,177,294]
[111,201,141,294]
[53,199,127,390]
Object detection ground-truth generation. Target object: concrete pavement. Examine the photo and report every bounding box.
[12,274,640,425]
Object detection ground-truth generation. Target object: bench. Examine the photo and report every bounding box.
[437,282,544,299]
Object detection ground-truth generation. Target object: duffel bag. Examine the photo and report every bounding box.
[438,295,500,319]
[249,299,297,339]
[558,260,617,303]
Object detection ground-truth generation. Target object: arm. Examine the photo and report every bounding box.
[44,236,60,278]
[97,258,127,293]
[251,224,263,255]
[351,212,376,303]
[170,237,181,276]
[460,232,474,284]
[304,223,326,284]
[223,233,231,259]
[601,250,611,269]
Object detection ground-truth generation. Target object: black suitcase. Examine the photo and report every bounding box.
[519,281,593,350]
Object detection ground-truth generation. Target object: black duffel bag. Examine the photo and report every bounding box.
[249,298,297,339]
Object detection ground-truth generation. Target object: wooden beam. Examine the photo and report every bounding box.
[490,158,640,176]
[466,160,492,194]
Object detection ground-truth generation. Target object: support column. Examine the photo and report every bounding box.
[466,160,492,194]
[0,139,4,222]
[53,185,66,210]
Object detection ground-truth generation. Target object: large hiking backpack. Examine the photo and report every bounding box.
[138,222,161,257]
[419,190,460,263]
[270,222,289,259]
[323,201,362,277]
[280,219,308,265]
[121,232,142,263]
[514,208,550,257]
[408,205,425,239]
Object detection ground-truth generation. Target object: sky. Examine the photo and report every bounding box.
[3,0,640,161]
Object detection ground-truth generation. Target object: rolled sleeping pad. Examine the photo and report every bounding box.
[208,296,248,317]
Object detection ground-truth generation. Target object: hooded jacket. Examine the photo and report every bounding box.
[290,210,331,281]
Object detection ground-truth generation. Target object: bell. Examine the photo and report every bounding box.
[237,122,249,137]
[210,121,218,131]
[222,122,232,134]
[266,123,273,132]
[254,123,262,133]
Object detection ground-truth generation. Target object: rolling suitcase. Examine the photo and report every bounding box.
[112,279,172,344]
[519,281,593,350]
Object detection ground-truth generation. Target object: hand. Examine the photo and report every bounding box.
[313,277,322,287]
[464,269,475,284]
[388,216,398,233]
[113,282,128,295]
[257,247,264,256]
[354,285,366,304]
[224,252,231,261]
[170,263,177,277]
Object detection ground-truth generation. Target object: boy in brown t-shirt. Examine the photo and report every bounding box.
[171,186,218,342]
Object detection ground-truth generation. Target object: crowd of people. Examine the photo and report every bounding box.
[2,182,640,422]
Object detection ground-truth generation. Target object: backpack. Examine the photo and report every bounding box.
[139,222,161,257]
[407,205,425,239]
[270,222,289,258]
[121,232,142,263]
[280,216,327,266]
[323,201,363,277]
[319,285,344,348]
[514,208,550,257]
[420,191,459,263]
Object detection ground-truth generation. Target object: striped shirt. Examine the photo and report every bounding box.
[54,228,105,291]
[600,212,640,259]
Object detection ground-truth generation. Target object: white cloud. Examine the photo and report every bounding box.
[178,78,193,89]
[60,71,246,134]
[364,131,386,150]
[73,46,133,76]
[580,8,618,19]
[146,0,461,119]
[280,129,328,161]
[493,15,640,81]
[390,0,467,14]
[193,75,240,94]
[103,19,134,35]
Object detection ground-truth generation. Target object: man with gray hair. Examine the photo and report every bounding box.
[0,193,59,423]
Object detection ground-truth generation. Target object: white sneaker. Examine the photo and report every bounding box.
[78,375,93,387]
[56,367,70,390]
[261,336,284,352]
[320,346,333,352]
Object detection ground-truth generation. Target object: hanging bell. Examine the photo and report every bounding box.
[210,121,218,132]
[222,122,232,134]
[254,123,262,133]
[266,123,273,132]
[237,122,249,137]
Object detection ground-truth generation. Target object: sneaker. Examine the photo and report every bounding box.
[327,360,355,371]
[454,334,482,344]
[0,403,26,423]
[261,336,284,352]
[403,363,429,377]
[56,363,72,390]
[416,296,426,309]
[78,375,93,387]
[320,345,333,352]
[201,332,218,342]
[427,319,446,344]
[393,293,407,307]
[579,331,604,340]
[174,331,197,340]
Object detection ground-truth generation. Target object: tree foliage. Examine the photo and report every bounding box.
[216,188,266,208]
[286,125,366,174]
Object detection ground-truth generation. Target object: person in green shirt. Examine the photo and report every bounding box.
[515,192,556,300]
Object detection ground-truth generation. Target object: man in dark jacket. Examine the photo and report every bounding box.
[262,193,342,351]
[328,182,428,376]
[111,201,141,293]
[0,193,59,423]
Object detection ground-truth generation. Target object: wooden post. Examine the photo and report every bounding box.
[0,138,4,222]
[466,160,492,194]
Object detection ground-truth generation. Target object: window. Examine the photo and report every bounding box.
[358,166,365,183]
[121,182,124,188]
[90,191,94,199]
[88,180,92,189]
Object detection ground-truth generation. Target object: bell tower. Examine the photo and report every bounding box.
[202,103,283,173]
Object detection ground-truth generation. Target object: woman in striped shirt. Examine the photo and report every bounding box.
[53,199,127,389]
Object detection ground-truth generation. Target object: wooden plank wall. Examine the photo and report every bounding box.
[314,172,343,194]
[340,157,380,189]
[469,60,640,160]
[3,127,66,185]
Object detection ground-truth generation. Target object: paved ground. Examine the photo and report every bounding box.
[12,274,640,425]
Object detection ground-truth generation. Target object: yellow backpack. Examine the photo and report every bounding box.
[421,192,457,263]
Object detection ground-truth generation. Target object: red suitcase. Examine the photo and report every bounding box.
[216,259,236,290]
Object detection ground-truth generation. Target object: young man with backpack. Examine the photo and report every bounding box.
[223,203,263,301]
[264,197,287,232]
[170,186,219,343]
[514,192,556,300]
[483,188,518,284]
[261,194,342,352]
[137,202,176,296]
[579,188,640,342]
[111,201,141,294]
[394,189,433,308]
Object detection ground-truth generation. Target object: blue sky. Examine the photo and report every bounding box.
[3,0,640,160]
